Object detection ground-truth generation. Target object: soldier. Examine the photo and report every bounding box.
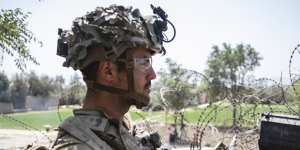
[52,4,175,150]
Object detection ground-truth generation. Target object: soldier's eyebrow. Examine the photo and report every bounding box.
[142,55,151,58]
[134,54,151,58]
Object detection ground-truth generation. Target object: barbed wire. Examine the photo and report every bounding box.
[132,111,154,134]
[187,72,300,150]
[2,44,300,149]
[289,44,300,98]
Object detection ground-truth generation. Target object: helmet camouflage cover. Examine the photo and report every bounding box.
[57,4,167,70]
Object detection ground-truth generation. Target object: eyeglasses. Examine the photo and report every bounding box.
[134,57,152,72]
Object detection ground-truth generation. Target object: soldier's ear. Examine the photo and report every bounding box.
[97,61,118,84]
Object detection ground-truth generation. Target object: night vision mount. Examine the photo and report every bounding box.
[150,4,176,43]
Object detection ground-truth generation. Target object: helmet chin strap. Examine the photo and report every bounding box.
[85,50,150,109]
[86,81,149,109]
[125,50,150,108]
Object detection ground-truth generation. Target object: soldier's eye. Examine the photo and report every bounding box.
[134,57,152,72]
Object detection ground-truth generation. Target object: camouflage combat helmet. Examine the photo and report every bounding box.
[57,4,175,108]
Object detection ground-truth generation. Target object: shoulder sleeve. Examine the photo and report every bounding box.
[52,142,93,150]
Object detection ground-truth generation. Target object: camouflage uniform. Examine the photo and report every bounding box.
[52,109,150,150]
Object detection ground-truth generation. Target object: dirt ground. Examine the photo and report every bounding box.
[0,125,259,150]
[139,124,259,150]
[0,129,57,150]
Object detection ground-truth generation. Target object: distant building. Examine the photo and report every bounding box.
[25,96,59,110]
[0,102,13,114]
[0,96,59,114]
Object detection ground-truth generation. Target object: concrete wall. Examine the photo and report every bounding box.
[0,102,13,114]
[25,96,59,110]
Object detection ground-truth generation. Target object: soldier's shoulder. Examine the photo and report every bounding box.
[52,130,114,150]
[52,134,92,150]
[52,142,92,150]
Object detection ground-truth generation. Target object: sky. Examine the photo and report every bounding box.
[1,0,300,83]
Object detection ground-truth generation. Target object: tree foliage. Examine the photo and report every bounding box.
[0,70,85,108]
[60,73,86,105]
[27,71,56,97]
[0,8,41,70]
[205,43,263,101]
[10,74,28,109]
[52,75,65,97]
[0,71,10,102]
[154,58,206,111]
[0,71,9,92]
[205,43,262,127]
[287,80,300,104]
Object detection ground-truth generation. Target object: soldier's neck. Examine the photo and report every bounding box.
[82,90,130,121]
